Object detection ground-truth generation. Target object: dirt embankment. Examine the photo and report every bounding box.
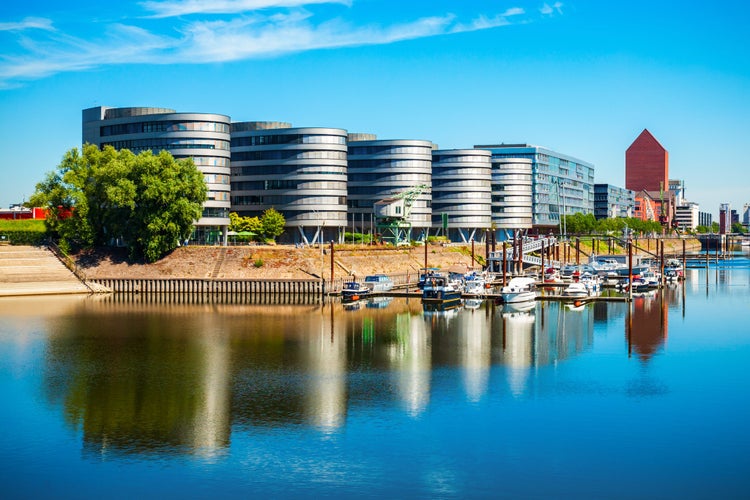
[74,244,482,281]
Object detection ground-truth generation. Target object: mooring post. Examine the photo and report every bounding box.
[502,241,507,286]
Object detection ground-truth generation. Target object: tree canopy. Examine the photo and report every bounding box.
[560,214,666,237]
[29,144,206,262]
[228,208,286,243]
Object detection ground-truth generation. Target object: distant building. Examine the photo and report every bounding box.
[626,129,675,226]
[473,143,595,231]
[699,211,712,228]
[668,179,685,206]
[743,204,750,230]
[719,203,730,234]
[431,149,492,242]
[594,184,634,219]
[230,122,349,245]
[675,202,700,231]
[82,106,231,245]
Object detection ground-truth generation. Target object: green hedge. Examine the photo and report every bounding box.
[0,220,48,245]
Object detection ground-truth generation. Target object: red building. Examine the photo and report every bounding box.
[626,129,674,225]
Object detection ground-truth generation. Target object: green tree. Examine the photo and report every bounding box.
[30,145,206,262]
[260,208,285,241]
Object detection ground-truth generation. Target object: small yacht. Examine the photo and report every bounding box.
[364,274,394,292]
[500,277,538,304]
[562,281,589,298]
[341,281,371,302]
[422,274,462,310]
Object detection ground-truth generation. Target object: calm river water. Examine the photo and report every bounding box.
[2,256,750,499]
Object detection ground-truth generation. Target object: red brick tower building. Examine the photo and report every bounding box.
[626,129,674,224]
[626,129,668,192]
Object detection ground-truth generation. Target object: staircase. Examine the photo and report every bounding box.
[0,246,91,297]
[487,236,561,268]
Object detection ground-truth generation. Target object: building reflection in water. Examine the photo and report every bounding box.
[37,293,676,457]
[302,307,347,432]
[390,313,431,416]
[501,302,536,396]
[456,306,491,402]
[627,291,668,362]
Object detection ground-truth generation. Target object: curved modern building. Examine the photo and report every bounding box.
[347,137,433,242]
[230,122,348,244]
[488,157,533,235]
[82,106,232,245]
[431,149,492,242]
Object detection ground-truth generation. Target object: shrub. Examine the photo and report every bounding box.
[253,258,264,268]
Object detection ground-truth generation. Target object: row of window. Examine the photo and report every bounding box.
[194,156,230,167]
[349,146,432,156]
[232,180,348,191]
[103,139,230,151]
[347,173,432,184]
[232,166,346,176]
[432,179,491,189]
[231,134,346,147]
[232,150,347,161]
[349,159,432,170]
[201,207,229,218]
[101,121,230,136]
[205,174,230,184]
[232,195,348,206]
[433,155,491,164]
[207,191,230,201]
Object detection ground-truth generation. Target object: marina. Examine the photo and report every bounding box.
[1,253,749,498]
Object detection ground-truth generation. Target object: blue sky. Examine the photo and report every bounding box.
[1,0,748,218]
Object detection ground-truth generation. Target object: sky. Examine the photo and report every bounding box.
[1,0,748,219]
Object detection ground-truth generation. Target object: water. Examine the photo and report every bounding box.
[1,258,750,499]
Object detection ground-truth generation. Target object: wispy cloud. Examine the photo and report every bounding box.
[141,0,351,18]
[0,2,547,88]
[540,2,563,16]
[0,17,55,32]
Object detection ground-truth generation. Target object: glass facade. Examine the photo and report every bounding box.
[594,184,635,219]
[475,143,595,228]
[431,149,492,241]
[487,157,533,231]
[82,106,232,245]
[347,138,434,237]
[230,124,348,244]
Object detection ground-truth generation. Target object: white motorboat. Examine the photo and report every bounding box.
[364,274,394,292]
[500,277,538,304]
[562,281,589,298]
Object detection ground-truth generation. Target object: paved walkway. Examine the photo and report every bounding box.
[0,245,91,297]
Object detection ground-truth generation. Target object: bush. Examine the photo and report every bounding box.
[0,220,47,245]
[253,258,264,268]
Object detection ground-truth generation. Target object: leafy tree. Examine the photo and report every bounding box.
[695,225,708,234]
[30,145,206,262]
[260,208,285,241]
[731,222,746,234]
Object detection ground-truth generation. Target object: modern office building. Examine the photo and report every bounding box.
[82,106,232,245]
[668,179,685,206]
[594,184,634,219]
[742,204,750,230]
[474,143,595,230]
[430,149,492,242]
[675,202,700,231]
[347,136,433,241]
[488,157,533,236]
[230,122,349,244]
[699,211,712,228]
[719,203,731,234]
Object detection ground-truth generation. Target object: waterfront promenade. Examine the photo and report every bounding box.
[0,245,90,297]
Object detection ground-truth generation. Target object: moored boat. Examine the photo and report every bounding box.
[364,274,394,292]
[422,274,462,310]
[562,281,589,298]
[500,277,538,304]
[342,281,371,302]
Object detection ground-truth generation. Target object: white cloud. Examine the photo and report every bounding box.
[0,17,55,32]
[0,3,539,87]
[141,0,351,18]
[540,2,563,16]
